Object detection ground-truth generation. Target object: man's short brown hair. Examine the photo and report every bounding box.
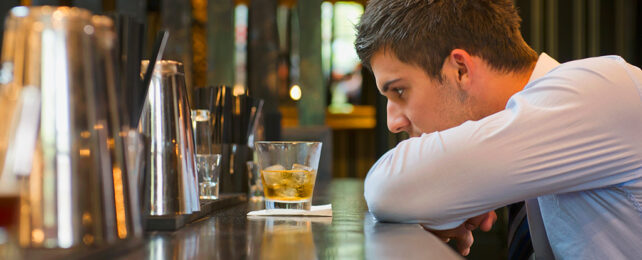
[355,0,538,81]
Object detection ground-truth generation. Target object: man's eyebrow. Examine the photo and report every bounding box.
[380,78,402,94]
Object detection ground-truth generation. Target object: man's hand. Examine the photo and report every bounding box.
[421,211,497,256]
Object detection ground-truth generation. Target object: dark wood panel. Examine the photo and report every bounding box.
[31,0,61,5]
[636,1,642,66]
[296,0,325,125]
[159,0,194,104]
[206,0,235,86]
[557,0,574,62]
[515,0,639,64]
[248,0,281,140]
[599,0,616,56]
[115,0,146,23]
[332,129,376,178]
[71,0,101,13]
[0,0,21,48]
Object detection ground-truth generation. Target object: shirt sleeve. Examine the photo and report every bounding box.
[364,57,642,230]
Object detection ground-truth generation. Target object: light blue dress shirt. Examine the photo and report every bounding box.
[364,53,642,259]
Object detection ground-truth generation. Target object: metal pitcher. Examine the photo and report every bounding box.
[0,6,141,248]
[139,60,200,216]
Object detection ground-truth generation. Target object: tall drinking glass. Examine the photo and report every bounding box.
[255,142,322,210]
[191,109,212,154]
[191,109,220,199]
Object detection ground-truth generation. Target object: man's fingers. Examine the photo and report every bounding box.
[455,230,474,256]
[465,211,497,231]
[465,222,477,230]
[420,223,476,256]
[479,211,497,231]
[445,225,473,256]
[464,215,485,230]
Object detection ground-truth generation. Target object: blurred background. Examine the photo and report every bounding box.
[0,0,639,258]
[0,0,640,180]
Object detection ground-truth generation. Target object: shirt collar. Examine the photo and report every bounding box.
[527,53,560,84]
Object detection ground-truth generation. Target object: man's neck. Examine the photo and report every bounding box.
[472,62,537,119]
[498,62,537,102]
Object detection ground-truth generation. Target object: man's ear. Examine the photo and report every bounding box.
[446,49,474,89]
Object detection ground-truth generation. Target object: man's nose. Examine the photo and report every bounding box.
[387,101,410,133]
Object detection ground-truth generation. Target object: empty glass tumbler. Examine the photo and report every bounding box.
[246,161,264,202]
[195,154,221,199]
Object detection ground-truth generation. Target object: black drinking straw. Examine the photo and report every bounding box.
[132,30,169,126]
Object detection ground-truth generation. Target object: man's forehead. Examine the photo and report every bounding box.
[371,49,403,67]
[371,51,422,89]
[371,52,404,81]
[370,49,431,78]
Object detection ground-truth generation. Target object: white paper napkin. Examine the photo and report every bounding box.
[247,204,332,217]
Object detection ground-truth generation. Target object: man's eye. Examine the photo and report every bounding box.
[394,88,404,96]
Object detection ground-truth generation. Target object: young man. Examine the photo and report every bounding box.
[356,0,642,259]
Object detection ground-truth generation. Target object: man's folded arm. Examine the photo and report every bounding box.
[364,129,511,230]
[364,69,642,229]
[364,149,467,230]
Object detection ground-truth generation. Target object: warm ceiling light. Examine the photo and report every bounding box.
[233,84,246,96]
[290,84,302,101]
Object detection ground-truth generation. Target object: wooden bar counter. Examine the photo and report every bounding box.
[19,179,460,259]
[114,179,461,259]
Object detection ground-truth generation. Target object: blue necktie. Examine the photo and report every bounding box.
[507,202,534,260]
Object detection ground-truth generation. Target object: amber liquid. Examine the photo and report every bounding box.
[261,170,316,201]
[260,221,315,259]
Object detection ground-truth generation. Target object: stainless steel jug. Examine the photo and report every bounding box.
[0,6,141,248]
[139,60,200,216]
